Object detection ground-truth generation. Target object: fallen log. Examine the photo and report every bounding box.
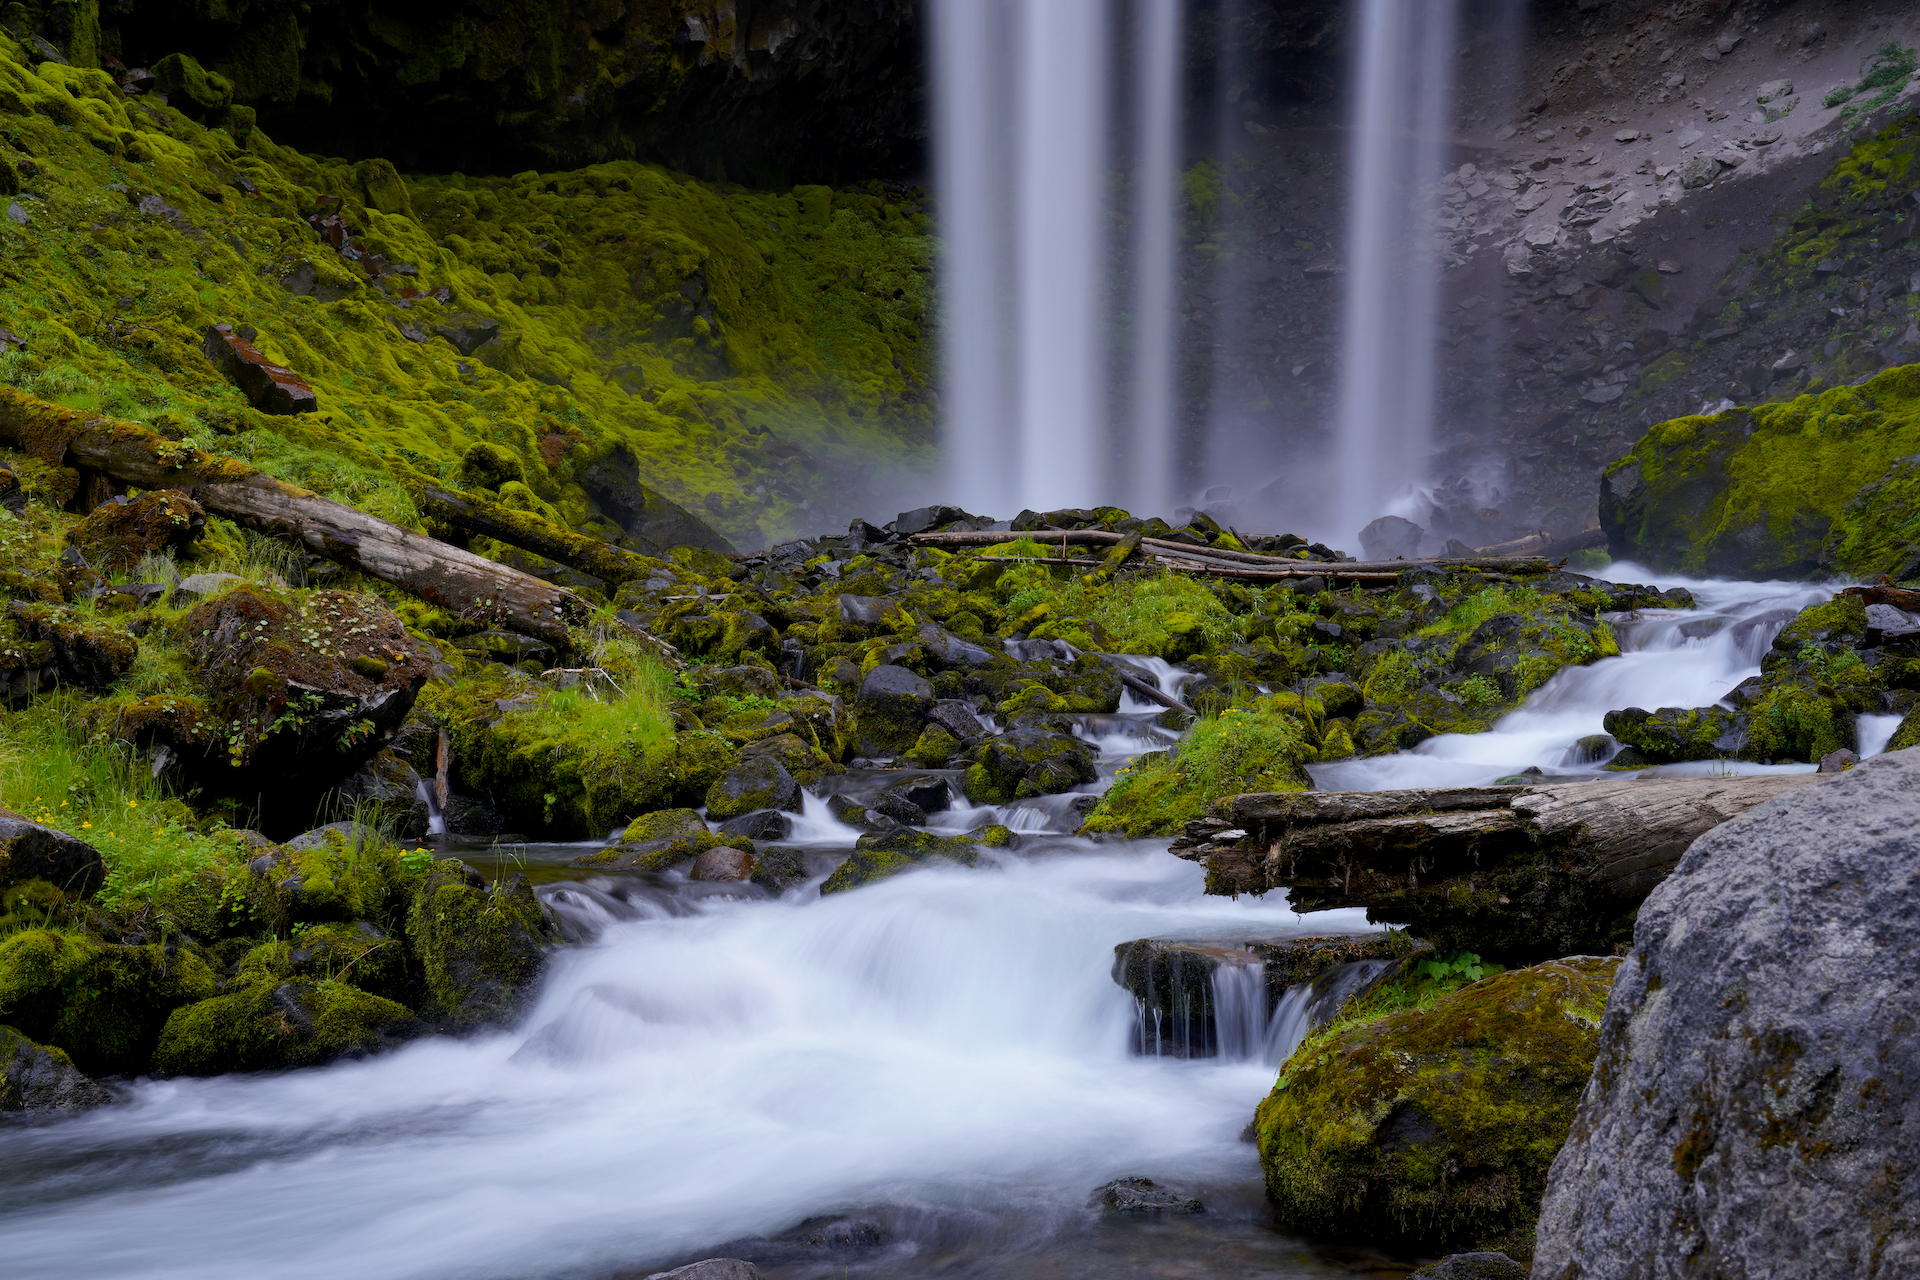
[1170,773,1829,960]
[0,389,584,644]
[418,486,658,587]
[911,529,1554,576]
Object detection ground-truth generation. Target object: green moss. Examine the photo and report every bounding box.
[1084,703,1313,837]
[1607,362,1920,579]
[404,860,549,1027]
[1742,683,1854,762]
[153,976,415,1075]
[1256,956,1620,1254]
[0,40,939,551]
[0,928,216,1074]
[819,827,985,894]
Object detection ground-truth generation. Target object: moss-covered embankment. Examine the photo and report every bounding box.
[0,32,935,553]
[1601,110,1920,580]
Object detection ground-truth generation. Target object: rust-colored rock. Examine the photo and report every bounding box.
[201,324,317,415]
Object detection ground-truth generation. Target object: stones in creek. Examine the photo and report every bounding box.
[1406,1254,1527,1280]
[705,757,802,820]
[1094,1176,1205,1216]
[1602,704,1745,761]
[716,809,792,841]
[1257,956,1621,1255]
[0,930,217,1075]
[0,812,105,895]
[1533,747,1920,1279]
[404,863,554,1028]
[201,323,318,414]
[853,663,934,757]
[0,1024,112,1112]
[820,824,1018,894]
[1111,933,1401,1058]
[154,976,420,1075]
[964,721,1097,804]
[688,845,755,883]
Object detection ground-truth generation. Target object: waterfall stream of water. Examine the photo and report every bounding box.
[1332,0,1459,545]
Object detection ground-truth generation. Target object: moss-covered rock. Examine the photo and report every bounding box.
[964,723,1098,804]
[619,808,708,843]
[705,756,801,820]
[1256,956,1621,1255]
[1084,704,1313,837]
[0,930,216,1075]
[0,1023,112,1111]
[1601,366,1920,579]
[153,977,418,1075]
[68,491,205,573]
[819,825,1011,894]
[404,862,552,1028]
[0,812,105,896]
[1602,705,1746,762]
[852,663,934,757]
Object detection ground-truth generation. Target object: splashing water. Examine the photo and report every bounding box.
[1312,567,1839,791]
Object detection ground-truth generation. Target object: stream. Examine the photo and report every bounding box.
[0,567,1876,1280]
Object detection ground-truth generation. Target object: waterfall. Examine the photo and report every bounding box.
[1332,0,1460,545]
[933,0,1183,515]
[1127,0,1184,518]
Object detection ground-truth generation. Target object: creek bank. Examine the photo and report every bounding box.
[1533,746,1920,1279]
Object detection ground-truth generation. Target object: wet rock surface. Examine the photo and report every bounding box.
[1094,1176,1205,1216]
[0,1024,113,1112]
[1534,747,1920,1279]
[0,812,106,895]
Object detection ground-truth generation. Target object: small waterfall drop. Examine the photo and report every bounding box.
[1333,0,1460,544]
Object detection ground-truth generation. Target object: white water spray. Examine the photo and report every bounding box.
[1128,0,1184,517]
[1333,0,1459,546]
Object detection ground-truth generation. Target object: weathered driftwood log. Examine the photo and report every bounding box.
[0,389,584,644]
[418,486,658,587]
[911,528,1554,577]
[1170,774,1830,960]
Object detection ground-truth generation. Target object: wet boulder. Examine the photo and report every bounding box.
[643,1262,766,1280]
[688,845,756,882]
[738,732,834,781]
[331,749,431,839]
[153,978,419,1075]
[0,1025,112,1112]
[578,442,737,556]
[716,810,792,841]
[621,809,707,842]
[69,491,204,572]
[964,725,1097,804]
[571,831,737,873]
[705,757,802,820]
[1602,704,1746,762]
[0,812,105,895]
[749,846,812,893]
[1095,1177,1204,1216]
[405,863,553,1028]
[1257,956,1620,1255]
[820,824,1014,894]
[913,623,1000,671]
[852,664,934,757]
[248,823,415,928]
[0,930,217,1075]
[1533,748,1920,1279]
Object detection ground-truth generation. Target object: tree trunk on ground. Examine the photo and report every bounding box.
[418,486,659,587]
[0,389,584,644]
[910,529,1553,576]
[1170,774,1829,960]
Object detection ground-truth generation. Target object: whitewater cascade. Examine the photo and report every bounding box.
[934,0,1183,517]
[1332,0,1460,546]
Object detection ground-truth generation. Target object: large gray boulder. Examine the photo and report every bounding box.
[1532,746,1920,1279]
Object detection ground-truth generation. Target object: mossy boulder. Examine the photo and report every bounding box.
[232,920,409,1004]
[0,1024,112,1112]
[620,808,708,843]
[1602,705,1746,762]
[705,757,802,820]
[852,663,934,757]
[151,52,235,116]
[1256,956,1621,1255]
[820,825,1012,894]
[1600,366,1920,579]
[69,491,205,572]
[964,725,1097,804]
[0,930,217,1075]
[253,825,416,927]
[153,978,419,1075]
[404,863,553,1028]
[1084,705,1314,837]
[570,831,742,872]
[2,600,138,696]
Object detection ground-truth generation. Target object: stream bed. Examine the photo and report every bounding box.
[0,567,1876,1280]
